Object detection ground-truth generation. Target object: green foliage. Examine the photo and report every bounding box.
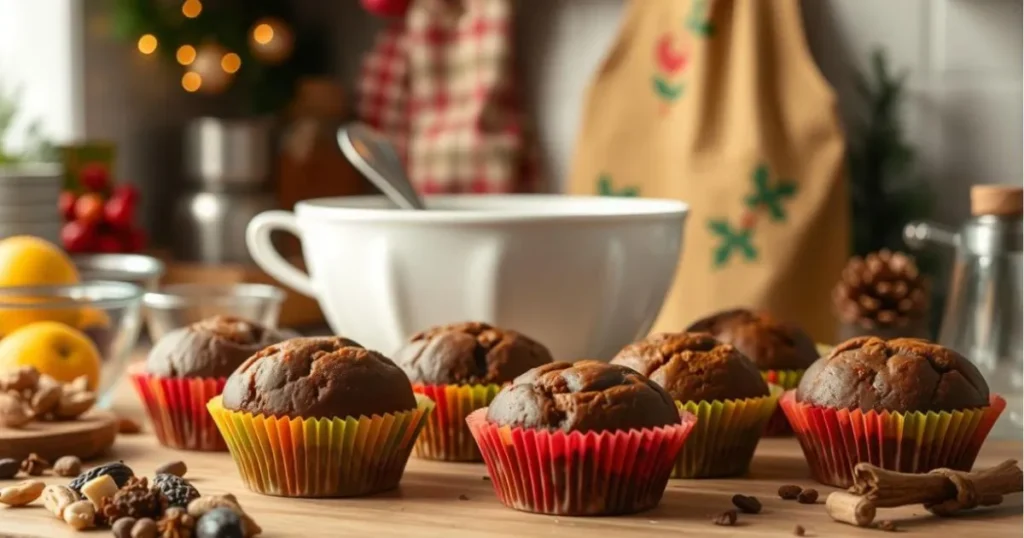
[111,0,328,115]
[0,81,55,164]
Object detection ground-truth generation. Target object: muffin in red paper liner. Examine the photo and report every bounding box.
[687,308,819,436]
[467,361,696,516]
[782,336,1004,488]
[394,322,553,461]
[612,332,778,478]
[213,336,432,497]
[131,316,292,451]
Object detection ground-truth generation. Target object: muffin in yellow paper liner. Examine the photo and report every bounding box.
[412,383,501,461]
[672,385,781,478]
[780,390,1006,488]
[207,394,434,497]
[760,369,804,436]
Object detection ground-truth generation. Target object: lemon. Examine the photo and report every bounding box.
[0,321,101,390]
[0,236,82,336]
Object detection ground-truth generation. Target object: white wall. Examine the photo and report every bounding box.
[0,0,80,150]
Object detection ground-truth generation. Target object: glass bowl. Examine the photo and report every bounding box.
[73,253,165,292]
[0,281,144,406]
[142,283,285,343]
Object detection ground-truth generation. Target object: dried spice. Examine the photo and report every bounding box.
[778,484,802,500]
[793,524,806,536]
[70,461,135,493]
[153,473,200,508]
[712,509,737,526]
[158,506,195,538]
[20,453,49,476]
[878,520,898,532]
[101,477,168,524]
[797,489,819,504]
[0,458,19,479]
[731,494,762,514]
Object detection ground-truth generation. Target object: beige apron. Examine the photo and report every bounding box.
[569,0,849,343]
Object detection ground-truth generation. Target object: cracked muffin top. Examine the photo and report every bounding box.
[685,308,818,371]
[221,336,417,419]
[146,315,294,378]
[611,332,769,403]
[485,361,679,433]
[796,337,989,413]
[393,322,554,385]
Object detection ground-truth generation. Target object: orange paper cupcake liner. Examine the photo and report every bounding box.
[130,366,227,451]
[207,394,434,498]
[412,383,501,461]
[761,369,805,436]
[780,390,1006,488]
[467,408,697,516]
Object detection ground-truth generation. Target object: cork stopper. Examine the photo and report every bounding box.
[971,185,1023,217]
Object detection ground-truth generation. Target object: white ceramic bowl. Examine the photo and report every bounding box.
[247,195,688,361]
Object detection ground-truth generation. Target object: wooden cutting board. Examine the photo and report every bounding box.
[0,380,1020,538]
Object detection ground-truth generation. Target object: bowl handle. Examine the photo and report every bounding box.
[246,210,316,298]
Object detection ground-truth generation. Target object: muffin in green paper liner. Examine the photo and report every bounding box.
[612,332,778,478]
[686,308,820,436]
[210,336,433,497]
[393,322,553,462]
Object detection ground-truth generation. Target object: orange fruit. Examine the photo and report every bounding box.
[0,236,82,337]
[0,321,101,390]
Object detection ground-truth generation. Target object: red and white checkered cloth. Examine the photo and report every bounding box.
[357,0,540,194]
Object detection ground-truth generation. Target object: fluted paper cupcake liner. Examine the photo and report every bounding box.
[466,408,697,516]
[130,366,227,451]
[672,386,781,478]
[761,369,805,436]
[207,394,434,497]
[412,383,501,461]
[780,390,1006,488]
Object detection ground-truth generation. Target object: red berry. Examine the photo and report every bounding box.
[111,184,139,204]
[79,162,110,192]
[96,234,123,253]
[74,193,105,225]
[58,191,78,221]
[360,0,410,17]
[121,227,147,253]
[103,195,134,229]
[61,221,97,253]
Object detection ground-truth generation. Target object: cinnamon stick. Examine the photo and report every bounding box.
[825,460,1023,527]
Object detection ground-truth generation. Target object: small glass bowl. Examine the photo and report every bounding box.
[142,283,285,343]
[0,281,144,406]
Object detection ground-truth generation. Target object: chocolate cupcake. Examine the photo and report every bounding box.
[130,316,292,451]
[781,337,1004,488]
[208,337,433,497]
[468,361,696,516]
[393,322,553,461]
[686,308,819,434]
[611,332,779,478]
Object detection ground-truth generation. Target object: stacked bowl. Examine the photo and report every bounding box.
[0,164,63,244]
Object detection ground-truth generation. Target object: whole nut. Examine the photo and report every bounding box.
[131,518,158,538]
[112,517,137,538]
[0,457,19,479]
[63,499,96,530]
[187,495,262,537]
[54,390,95,420]
[68,375,90,393]
[0,392,32,428]
[155,460,187,478]
[81,474,119,509]
[0,479,45,506]
[42,484,79,518]
[118,417,142,434]
[31,376,63,415]
[54,455,83,477]
[0,366,38,392]
[20,453,49,476]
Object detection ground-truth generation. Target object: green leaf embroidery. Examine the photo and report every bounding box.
[652,75,684,102]
[743,166,798,221]
[597,174,639,197]
[685,0,715,37]
[708,219,757,268]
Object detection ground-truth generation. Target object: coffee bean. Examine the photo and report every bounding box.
[0,458,19,479]
[731,494,762,514]
[797,489,819,504]
[878,520,898,532]
[793,524,806,536]
[712,509,737,526]
[458,494,469,501]
[155,460,187,478]
[778,484,802,500]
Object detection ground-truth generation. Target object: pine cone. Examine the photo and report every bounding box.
[833,250,929,329]
[101,477,168,525]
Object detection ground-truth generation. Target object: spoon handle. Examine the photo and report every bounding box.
[338,123,426,211]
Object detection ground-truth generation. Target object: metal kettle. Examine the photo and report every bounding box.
[905,185,1022,436]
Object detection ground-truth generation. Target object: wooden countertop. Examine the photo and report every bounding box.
[1,369,1021,537]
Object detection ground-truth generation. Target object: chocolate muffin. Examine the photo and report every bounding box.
[146,316,292,378]
[796,337,989,413]
[611,332,769,402]
[685,308,818,371]
[486,361,679,433]
[222,336,417,419]
[393,322,554,385]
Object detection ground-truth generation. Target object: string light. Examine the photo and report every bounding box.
[137,34,158,55]
[181,72,202,92]
[176,45,196,66]
[252,23,274,45]
[220,53,241,74]
[181,0,202,19]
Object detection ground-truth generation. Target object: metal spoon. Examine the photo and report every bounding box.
[338,123,426,210]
